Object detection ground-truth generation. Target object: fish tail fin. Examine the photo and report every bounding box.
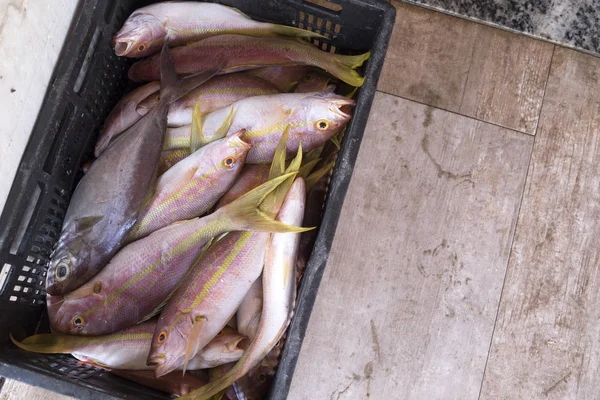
[158,45,221,104]
[222,173,312,233]
[328,51,371,87]
[269,23,325,39]
[306,159,335,191]
[260,138,303,217]
[190,103,204,153]
[11,333,85,354]
[268,125,290,180]
[298,158,321,179]
[179,363,246,400]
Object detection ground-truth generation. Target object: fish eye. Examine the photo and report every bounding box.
[303,74,313,82]
[258,373,267,383]
[155,94,160,102]
[216,330,224,337]
[157,331,167,343]
[72,316,85,327]
[223,156,236,168]
[56,262,69,281]
[316,119,329,130]
[137,43,146,52]
[93,281,102,294]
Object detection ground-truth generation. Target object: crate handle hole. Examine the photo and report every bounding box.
[304,0,343,13]
[0,263,13,295]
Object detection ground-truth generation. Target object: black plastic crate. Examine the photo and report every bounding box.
[0,0,395,398]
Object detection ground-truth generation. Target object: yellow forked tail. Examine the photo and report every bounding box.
[222,172,312,234]
[11,333,89,354]
[329,51,371,87]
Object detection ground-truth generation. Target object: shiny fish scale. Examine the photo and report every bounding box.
[149,231,268,376]
[128,135,249,241]
[128,35,368,87]
[130,167,220,239]
[165,92,354,163]
[49,214,234,336]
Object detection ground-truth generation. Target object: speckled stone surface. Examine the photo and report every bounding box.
[402,0,600,56]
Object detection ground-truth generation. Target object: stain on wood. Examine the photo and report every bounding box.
[379,2,553,135]
[480,47,600,400]
[288,93,532,400]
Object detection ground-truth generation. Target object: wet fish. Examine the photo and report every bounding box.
[148,230,270,377]
[95,81,160,157]
[191,326,248,369]
[114,2,322,58]
[165,92,355,163]
[180,178,305,399]
[127,131,250,241]
[46,46,220,296]
[10,321,243,372]
[47,173,305,336]
[236,277,263,341]
[128,34,370,87]
[158,148,190,175]
[216,164,270,209]
[147,140,305,377]
[136,73,280,127]
[248,66,311,92]
[294,71,335,93]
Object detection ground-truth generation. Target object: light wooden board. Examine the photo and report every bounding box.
[0,379,74,400]
[479,47,600,400]
[288,92,533,400]
[379,1,553,135]
[0,0,78,214]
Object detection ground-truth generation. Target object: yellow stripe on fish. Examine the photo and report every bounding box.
[80,219,224,320]
[166,232,253,333]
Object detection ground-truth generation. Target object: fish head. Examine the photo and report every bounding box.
[234,364,275,400]
[136,91,161,116]
[195,326,248,366]
[297,92,355,138]
[294,72,334,93]
[147,315,192,377]
[46,246,82,296]
[47,280,107,335]
[114,12,166,58]
[208,130,251,174]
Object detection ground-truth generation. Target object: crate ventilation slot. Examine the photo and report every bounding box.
[297,11,341,52]
[74,27,102,93]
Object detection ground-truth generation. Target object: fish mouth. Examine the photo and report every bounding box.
[147,354,165,367]
[114,39,132,56]
[230,129,251,149]
[331,99,356,119]
[236,337,250,350]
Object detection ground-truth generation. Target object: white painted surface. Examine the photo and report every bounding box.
[0,0,78,214]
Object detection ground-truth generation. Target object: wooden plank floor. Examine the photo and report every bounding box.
[5,1,600,400]
[290,2,600,400]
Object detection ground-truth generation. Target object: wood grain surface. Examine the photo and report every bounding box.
[480,47,600,400]
[288,92,533,400]
[380,1,553,135]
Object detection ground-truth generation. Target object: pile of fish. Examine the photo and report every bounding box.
[11,2,369,398]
